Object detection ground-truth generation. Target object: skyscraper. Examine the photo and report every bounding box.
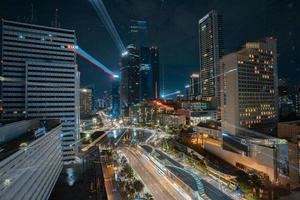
[112,76,120,118]
[220,37,278,137]
[80,88,93,117]
[129,20,149,47]
[150,46,160,99]
[139,47,153,101]
[198,10,224,119]
[0,19,80,163]
[120,45,140,116]
[190,73,200,100]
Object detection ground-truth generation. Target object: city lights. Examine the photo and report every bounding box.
[0,1,299,200]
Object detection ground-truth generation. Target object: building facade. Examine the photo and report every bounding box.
[120,45,140,116]
[294,85,300,117]
[111,77,120,118]
[0,119,63,200]
[80,88,93,117]
[0,19,80,163]
[139,46,153,101]
[278,121,300,189]
[220,37,278,137]
[198,10,224,119]
[190,73,200,100]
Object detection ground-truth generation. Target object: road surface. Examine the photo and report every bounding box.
[102,164,121,200]
[120,147,190,200]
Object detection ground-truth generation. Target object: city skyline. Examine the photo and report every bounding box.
[0,1,300,200]
[0,0,299,97]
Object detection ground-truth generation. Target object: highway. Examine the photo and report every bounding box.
[119,147,190,200]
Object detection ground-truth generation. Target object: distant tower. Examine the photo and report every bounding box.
[129,20,149,47]
[190,73,200,100]
[120,45,140,116]
[139,47,153,101]
[112,77,120,118]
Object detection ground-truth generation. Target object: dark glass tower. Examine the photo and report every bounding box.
[139,47,153,100]
[120,45,140,116]
[112,77,120,118]
[199,10,224,119]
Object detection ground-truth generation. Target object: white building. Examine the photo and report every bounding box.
[220,37,278,137]
[0,119,63,200]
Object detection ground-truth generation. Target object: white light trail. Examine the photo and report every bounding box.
[89,0,126,53]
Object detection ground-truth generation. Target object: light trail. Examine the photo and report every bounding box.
[67,45,118,78]
[89,0,126,53]
[161,90,180,98]
[163,69,237,99]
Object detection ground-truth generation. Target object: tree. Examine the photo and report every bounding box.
[122,163,134,179]
[133,179,144,194]
[144,193,154,200]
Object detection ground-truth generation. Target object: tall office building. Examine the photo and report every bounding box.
[0,19,80,163]
[278,77,294,119]
[139,47,153,101]
[198,10,224,119]
[129,20,149,47]
[278,77,289,97]
[150,46,160,99]
[190,73,200,100]
[120,44,140,116]
[80,88,93,117]
[220,37,278,137]
[111,77,120,118]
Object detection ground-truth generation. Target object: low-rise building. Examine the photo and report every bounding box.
[158,113,186,128]
[0,119,63,200]
[278,121,300,189]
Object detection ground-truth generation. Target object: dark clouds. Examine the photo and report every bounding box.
[0,0,299,96]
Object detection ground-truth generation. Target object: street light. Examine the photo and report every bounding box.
[92,117,97,123]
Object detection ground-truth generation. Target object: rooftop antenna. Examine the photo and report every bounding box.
[30,3,34,23]
[52,8,60,28]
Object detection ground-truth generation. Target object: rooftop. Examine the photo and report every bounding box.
[0,119,61,161]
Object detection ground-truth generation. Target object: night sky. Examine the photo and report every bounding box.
[1,0,299,97]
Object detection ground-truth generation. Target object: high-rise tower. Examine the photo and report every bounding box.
[199,10,224,119]
[220,38,278,137]
[0,19,80,163]
[190,73,200,100]
[120,45,140,116]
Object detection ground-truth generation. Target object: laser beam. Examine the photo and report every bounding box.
[67,45,118,78]
[161,90,180,98]
[89,0,126,53]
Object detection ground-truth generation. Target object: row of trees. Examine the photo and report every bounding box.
[119,163,153,200]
